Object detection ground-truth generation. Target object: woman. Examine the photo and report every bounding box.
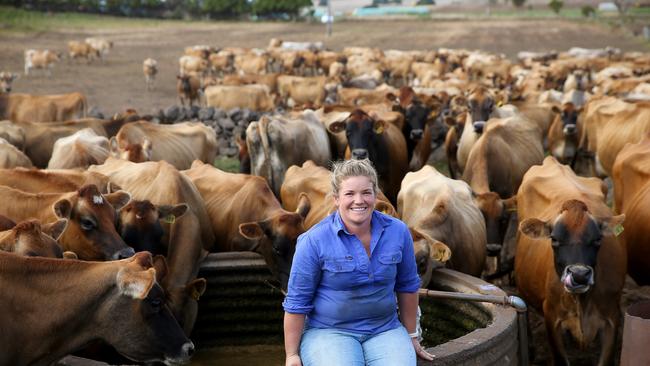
[283,159,434,366]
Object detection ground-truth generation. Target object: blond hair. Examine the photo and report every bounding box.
[330,159,379,195]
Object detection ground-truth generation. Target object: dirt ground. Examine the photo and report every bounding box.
[2,17,650,366]
[0,18,648,117]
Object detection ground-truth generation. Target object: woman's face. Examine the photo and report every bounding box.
[334,175,376,227]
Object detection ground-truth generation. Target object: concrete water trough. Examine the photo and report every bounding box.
[193,252,523,365]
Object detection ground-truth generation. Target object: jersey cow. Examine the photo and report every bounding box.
[515,156,626,366]
[47,128,110,169]
[0,251,194,366]
[0,92,86,123]
[247,110,331,196]
[184,160,311,291]
[0,218,66,258]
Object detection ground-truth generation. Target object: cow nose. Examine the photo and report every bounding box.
[410,129,424,140]
[113,246,135,260]
[564,124,577,135]
[5,88,10,92]
[181,342,195,358]
[351,149,368,160]
[473,121,486,134]
[567,265,593,285]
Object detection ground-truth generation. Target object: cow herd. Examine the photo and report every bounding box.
[2,37,650,365]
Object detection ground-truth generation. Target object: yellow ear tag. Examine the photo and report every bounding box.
[191,287,201,301]
[613,224,624,237]
[374,126,384,134]
[497,100,504,107]
[165,214,176,224]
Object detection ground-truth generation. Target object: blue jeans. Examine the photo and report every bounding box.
[299,326,416,366]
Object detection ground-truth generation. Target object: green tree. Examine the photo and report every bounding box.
[251,0,312,17]
[511,0,526,7]
[203,0,250,18]
[548,0,563,14]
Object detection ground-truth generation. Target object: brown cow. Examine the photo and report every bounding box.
[0,184,133,261]
[47,128,110,169]
[0,92,87,123]
[462,116,543,261]
[280,160,397,230]
[612,136,650,285]
[548,102,581,165]
[515,156,626,366]
[184,160,311,291]
[0,218,66,258]
[456,86,496,172]
[24,49,61,77]
[143,58,158,91]
[277,75,332,108]
[68,41,98,63]
[176,74,201,107]
[0,137,32,168]
[398,165,486,277]
[0,72,18,93]
[89,158,213,334]
[0,120,25,150]
[0,251,194,366]
[111,120,217,170]
[327,109,408,204]
[204,84,275,112]
[0,167,114,193]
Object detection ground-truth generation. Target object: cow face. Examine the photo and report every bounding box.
[467,86,495,129]
[329,109,385,161]
[475,192,516,255]
[410,227,451,288]
[0,72,17,93]
[118,200,188,256]
[54,184,135,261]
[389,88,432,143]
[102,252,195,364]
[239,194,311,292]
[1,219,66,258]
[520,200,625,294]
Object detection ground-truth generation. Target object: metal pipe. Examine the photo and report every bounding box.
[418,289,529,366]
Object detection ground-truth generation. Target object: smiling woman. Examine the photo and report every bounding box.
[282,159,433,366]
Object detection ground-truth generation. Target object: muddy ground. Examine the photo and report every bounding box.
[2,17,650,366]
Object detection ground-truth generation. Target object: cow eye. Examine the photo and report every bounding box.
[80,218,96,231]
[550,236,560,247]
[150,298,162,311]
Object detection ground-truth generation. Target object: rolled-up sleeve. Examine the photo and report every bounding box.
[282,234,322,314]
[394,223,421,293]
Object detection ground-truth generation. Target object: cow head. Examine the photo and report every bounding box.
[387,87,432,143]
[0,219,67,258]
[550,103,581,164]
[102,252,195,364]
[519,199,625,294]
[328,109,385,161]
[117,199,188,256]
[0,72,17,93]
[474,192,516,255]
[110,137,152,163]
[53,184,135,261]
[467,86,495,132]
[410,227,451,288]
[239,193,311,292]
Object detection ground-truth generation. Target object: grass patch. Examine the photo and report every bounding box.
[214,156,240,173]
[0,6,176,32]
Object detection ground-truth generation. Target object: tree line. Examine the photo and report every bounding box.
[0,0,314,19]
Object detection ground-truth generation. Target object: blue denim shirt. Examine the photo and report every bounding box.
[282,210,420,335]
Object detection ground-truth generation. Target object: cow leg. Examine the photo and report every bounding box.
[545,316,569,366]
[597,320,617,366]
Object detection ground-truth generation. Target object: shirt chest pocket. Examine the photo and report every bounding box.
[376,251,402,281]
[322,258,357,290]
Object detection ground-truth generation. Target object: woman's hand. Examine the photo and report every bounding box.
[412,337,435,362]
[286,353,302,366]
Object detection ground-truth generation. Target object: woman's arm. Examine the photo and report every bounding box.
[284,312,306,366]
[398,291,434,361]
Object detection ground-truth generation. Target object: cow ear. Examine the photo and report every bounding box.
[373,119,386,134]
[519,218,551,239]
[106,181,123,194]
[328,121,346,133]
[186,278,207,301]
[599,214,625,236]
[551,105,561,114]
[118,267,156,300]
[239,222,264,240]
[53,199,72,219]
[152,255,168,283]
[62,251,78,260]
[105,191,131,211]
[109,137,120,156]
[43,219,68,241]
[503,196,517,213]
[296,193,311,219]
[430,239,452,263]
[375,201,396,217]
[142,138,153,155]
[158,203,189,223]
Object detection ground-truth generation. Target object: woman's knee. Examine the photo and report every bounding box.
[300,328,365,366]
